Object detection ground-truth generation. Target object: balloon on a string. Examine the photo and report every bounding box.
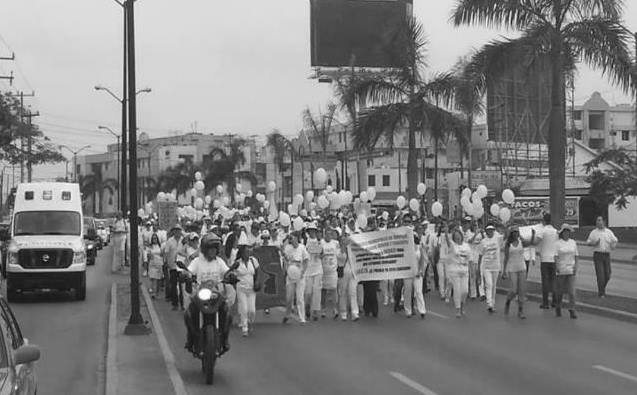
[195,198,204,210]
[502,189,515,205]
[315,168,327,186]
[267,181,277,193]
[417,183,427,196]
[256,193,266,203]
[338,191,348,206]
[294,194,304,205]
[464,204,475,217]
[367,187,376,202]
[222,196,230,206]
[194,181,205,191]
[432,201,443,217]
[157,192,166,201]
[204,195,212,205]
[300,209,308,217]
[216,185,224,194]
[317,195,329,209]
[246,190,253,198]
[325,185,333,193]
[460,196,471,209]
[474,206,485,219]
[499,207,511,223]
[473,198,484,209]
[360,191,368,203]
[138,208,145,217]
[309,202,317,210]
[462,188,472,198]
[279,212,291,227]
[477,184,488,199]
[344,191,353,205]
[490,203,500,217]
[194,171,202,181]
[235,184,242,193]
[396,195,406,209]
[382,211,389,221]
[409,198,419,212]
[305,190,315,202]
[310,210,317,218]
[287,204,294,214]
[263,200,270,209]
[356,214,368,229]
[213,199,221,208]
[293,216,304,231]
[170,191,177,202]
[191,188,197,197]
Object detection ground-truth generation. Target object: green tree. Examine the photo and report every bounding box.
[452,0,634,224]
[586,148,636,209]
[156,158,201,197]
[204,137,257,203]
[350,18,464,198]
[303,103,337,168]
[79,165,118,216]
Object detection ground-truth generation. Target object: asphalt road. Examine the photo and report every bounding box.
[154,287,637,394]
[6,245,114,395]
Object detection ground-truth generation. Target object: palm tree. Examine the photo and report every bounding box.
[303,103,337,170]
[452,0,634,224]
[266,130,295,204]
[80,167,118,216]
[350,18,464,198]
[204,137,256,203]
[156,158,200,197]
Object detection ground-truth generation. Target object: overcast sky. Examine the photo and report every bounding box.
[1,0,636,180]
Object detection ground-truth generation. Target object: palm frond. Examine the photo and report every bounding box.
[451,0,549,29]
[353,77,407,108]
[266,130,293,168]
[563,17,634,92]
[569,0,625,21]
[353,103,409,151]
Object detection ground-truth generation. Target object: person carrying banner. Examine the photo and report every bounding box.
[321,227,340,319]
[282,233,309,324]
[337,235,359,321]
[403,233,427,319]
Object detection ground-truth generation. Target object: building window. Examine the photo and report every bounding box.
[622,130,630,141]
[368,175,376,187]
[589,111,605,130]
[573,129,583,140]
[382,175,390,186]
[426,168,435,179]
[367,159,374,167]
[165,150,170,157]
[572,110,582,121]
[589,138,605,150]
[339,133,342,143]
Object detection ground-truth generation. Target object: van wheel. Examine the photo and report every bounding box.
[76,273,86,301]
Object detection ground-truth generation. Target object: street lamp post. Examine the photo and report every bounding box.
[99,126,121,211]
[59,145,91,182]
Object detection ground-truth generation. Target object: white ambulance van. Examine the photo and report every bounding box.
[6,182,87,301]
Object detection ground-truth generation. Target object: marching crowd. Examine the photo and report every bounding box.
[111,209,619,337]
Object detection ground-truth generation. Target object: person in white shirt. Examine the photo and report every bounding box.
[111,212,128,273]
[321,228,340,319]
[555,224,579,319]
[304,222,324,321]
[231,235,260,337]
[403,234,427,319]
[586,216,618,297]
[446,228,472,318]
[478,224,503,313]
[282,233,309,324]
[535,213,559,309]
[461,218,481,299]
[337,235,359,321]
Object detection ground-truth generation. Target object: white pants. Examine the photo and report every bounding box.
[304,274,322,315]
[448,272,469,309]
[403,277,426,316]
[112,234,126,272]
[237,288,256,331]
[380,280,394,304]
[483,270,500,308]
[286,278,306,322]
[468,261,479,298]
[437,259,447,298]
[338,272,359,319]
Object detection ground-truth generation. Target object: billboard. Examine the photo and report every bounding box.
[310,0,413,68]
[511,196,580,227]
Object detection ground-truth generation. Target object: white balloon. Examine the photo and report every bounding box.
[360,191,368,203]
[396,195,406,209]
[194,171,202,181]
[293,216,305,231]
[460,196,471,209]
[170,191,177,202]
[204,195,212,205]
[330,196,341,210]
[417,183,427,196]
[344,191,353,205]
[246,190,253,198]
[256,193,266,203]
[157,192,166,201]
[325,185,333,193]
[315,168,327,186]
[195,181,205,191]
[477,184,488,199]
[318,195,329,209]
[222,196,230,206]
[268,181,277,193]
[216,185,224,194]
[235,184,242,193]
[409,198,419,212]
[464,204,475,216]
[279,212,291,227]
[499,207,512,223]
[502,189,516,205]
[356,214,368,229]
[310,210,316,217]
[138,208,145,217]
[309,202,317,210]
[287,203,294,214]
[213,199,221,208]
[195,198,204,210]
[191,188,197,197]
[490,203,500,217]
[367,187,376,202]
[294,194,304,205]
[462,188,472,198]
[300,209,308,217]
[263,200,270,209]
[305,190,315,202]
[432,201,443,217]
[382,211,389,221]
[474,206,485,219]
[473,198,484,209]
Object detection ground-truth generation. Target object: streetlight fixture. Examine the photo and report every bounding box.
[59,145,91,182]
[98,126,121,210]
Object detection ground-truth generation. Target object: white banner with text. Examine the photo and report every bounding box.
[348,227,417,281]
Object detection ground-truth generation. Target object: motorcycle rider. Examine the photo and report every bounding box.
[184,233,237,355]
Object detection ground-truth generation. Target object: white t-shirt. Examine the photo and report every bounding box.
[187,256,229,284]
[556,239,578,275]
[586,228,618,253]
[537,225,559,263]
[305,237,324,277]
[448,241,471,275]
[235,257,260,292]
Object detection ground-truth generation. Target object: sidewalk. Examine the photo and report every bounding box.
[575,242,637,264]
[106,279,177,395]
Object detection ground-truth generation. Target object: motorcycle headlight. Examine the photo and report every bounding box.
[87,244,94,250]
[197,288,213,301]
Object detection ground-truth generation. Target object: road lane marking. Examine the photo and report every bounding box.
[427,311,449,319]
[593,365,637,384]
[390,372,439,395]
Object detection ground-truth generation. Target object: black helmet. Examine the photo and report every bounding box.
[200,233,222,252]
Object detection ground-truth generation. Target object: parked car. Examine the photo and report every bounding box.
[0,296,40,394]
[0,222,10,279]
[83,217,98,265]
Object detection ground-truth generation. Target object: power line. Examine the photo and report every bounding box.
[0,32,34,92]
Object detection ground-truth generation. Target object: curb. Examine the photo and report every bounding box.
[578,256,636,265]
[496,287,637,325]
[106,283,118,395]
[141,285,189,395]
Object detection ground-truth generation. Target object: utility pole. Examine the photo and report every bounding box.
[634,32,637,157]
[16,91,35,183]
[23,110,40,182]
[124,0,149,335]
